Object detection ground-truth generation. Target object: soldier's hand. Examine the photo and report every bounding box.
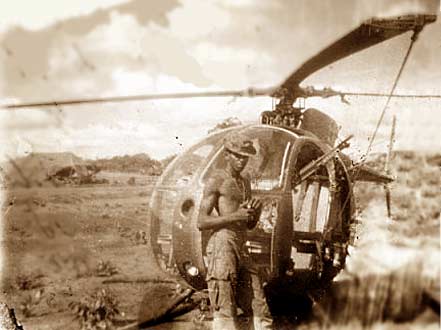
[234,207,255,222]
[247,198,262,212]
[245,198,263,229]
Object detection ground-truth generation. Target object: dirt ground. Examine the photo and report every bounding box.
[1,152,440,329]
[1,182,172,329]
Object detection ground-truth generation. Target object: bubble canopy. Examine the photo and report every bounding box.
[147,124,352,290]
[148,125,298,277]
[159,125,298,190]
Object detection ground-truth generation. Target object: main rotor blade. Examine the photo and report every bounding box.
[1,87,275,110]
[343,92,441,99]
[296,86,441,100]
[2,87,440,111]
[276,14,437,98]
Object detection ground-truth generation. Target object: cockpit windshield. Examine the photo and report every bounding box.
[160,134,221,188]
[202,127,294,191]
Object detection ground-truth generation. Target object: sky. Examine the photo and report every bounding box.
[0,0,440,161]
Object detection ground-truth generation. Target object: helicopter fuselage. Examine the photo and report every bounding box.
[148,121,355,293]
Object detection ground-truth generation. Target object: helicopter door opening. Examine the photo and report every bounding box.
[290,139,333,270]
[292,182,330,268]
[294,182,330,232]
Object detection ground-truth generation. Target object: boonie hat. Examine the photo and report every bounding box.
[224,133,256,157]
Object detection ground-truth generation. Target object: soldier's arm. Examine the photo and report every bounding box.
[197,178,251,231]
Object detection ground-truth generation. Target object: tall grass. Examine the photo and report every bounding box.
[316,150,441,329]
[319,258,438,327]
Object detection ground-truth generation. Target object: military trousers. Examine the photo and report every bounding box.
[207,264,273,330]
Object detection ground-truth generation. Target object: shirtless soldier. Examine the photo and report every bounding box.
[198,134,273,330]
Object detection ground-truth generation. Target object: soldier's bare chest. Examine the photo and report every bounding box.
[218,177,247,204]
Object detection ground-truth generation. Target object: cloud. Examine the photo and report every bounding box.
[0,109,61,130]
[0,6,212,101]
[1,0,440,161]
[0,0,181,98]
[168,0,231,40]
[0,0,130,32]
[190,42,276,88]
[0,0,179,33]
[374,0,438,17]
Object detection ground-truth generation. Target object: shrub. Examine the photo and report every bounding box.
[13,273,44,291]
[19,289,44,318]
[69,289,124,330]
[95,261,119,277]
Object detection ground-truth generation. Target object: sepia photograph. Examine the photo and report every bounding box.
[0,1,440,329]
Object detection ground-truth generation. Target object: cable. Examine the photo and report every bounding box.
[358,29,420,165]
[347,29,420,221]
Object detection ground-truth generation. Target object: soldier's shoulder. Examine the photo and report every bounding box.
[208,169,229,181]
[241,171,252,182]
[204,170,227,188]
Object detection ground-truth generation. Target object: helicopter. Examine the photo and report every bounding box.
[146,13,437,297]
[1,11,438,323]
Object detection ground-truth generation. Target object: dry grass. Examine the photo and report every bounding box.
[355,152,440,236]
[319,260,436,326]
[322,151,441,328]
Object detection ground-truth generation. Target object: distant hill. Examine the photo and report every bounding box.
[2,152,86,187]
[1,152,166,188]
[91,153,162,175]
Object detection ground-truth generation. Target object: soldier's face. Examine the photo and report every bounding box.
[227,151,249,173]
